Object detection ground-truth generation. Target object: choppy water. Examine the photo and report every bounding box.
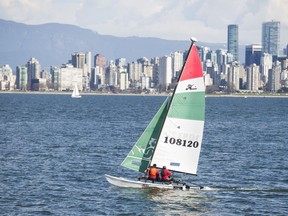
[1,93,288,215]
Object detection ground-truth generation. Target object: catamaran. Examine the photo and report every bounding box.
[71,83,82,98]
[106,38,205,190]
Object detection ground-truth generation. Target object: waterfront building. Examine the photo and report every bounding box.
[159,55,172,91]
[197,46,210,63]
[94,54,106,85]
[91,66,105,89]
[262,21,280,56]
[0,64,15,90]
[141,75,151,89]
[227,24,239,62]
[50,66,60,90]
[216,49,228,66]
[260,53,273,84]
[227,62,240,92]
[245,44,262,66]
[151,57,160,87]
[27,58,41,91]
[206,50,217,66]
[106,60,117,86]
[115,58,126,68]
[58,64,82,91]
[128,61,142,85]
[71,51,92,90]
[268,61,281,92]
[247,64,260,91]
[171,51,184,78]
[143,63,153,81]
[120,71,129,90]
[16,65,28,90]
[238,65,246,89]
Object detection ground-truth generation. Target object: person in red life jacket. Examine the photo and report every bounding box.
[148,164,160,182]
[161,166,173,182]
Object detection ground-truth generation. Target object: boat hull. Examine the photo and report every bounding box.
[105,174,174,189]
[105,174,202,190]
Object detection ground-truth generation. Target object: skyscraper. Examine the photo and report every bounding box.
[247,64,260,91]
[94,54,106,86]
[245,44,262,66]
[26,57,41,91]
[227,24,239,62]
[262,21,280,56]
[16,65,28,90]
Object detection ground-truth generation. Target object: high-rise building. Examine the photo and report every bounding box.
[171,51,183,78]
[120,72,129,90]
[50,66,60,90]
[227,24,239,62]
[227,62,240,91]
[71,52,91,90]
[268,61,281,92]
[260,53,273,84]
[16,65,27,90]
[245,44,262,66]
[159,55,172,91]
[58,64,82,91]
[94,54,106,87]
[26,58,41,91]
[262,21,280,56]
[247,64,260,91]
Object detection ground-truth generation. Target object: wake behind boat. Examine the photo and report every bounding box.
[106,37,205,190]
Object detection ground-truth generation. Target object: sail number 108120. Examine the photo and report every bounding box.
[163,136,199,148]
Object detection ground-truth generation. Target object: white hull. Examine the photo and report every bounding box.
[105,174,174,189]
[71,95,82,98]
[105,174,202,190]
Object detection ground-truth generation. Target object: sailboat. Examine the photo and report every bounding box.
[71,83,82,98]
[106,38,205,190]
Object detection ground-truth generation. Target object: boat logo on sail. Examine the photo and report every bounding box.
[186,84,197,91]
[143,138,157,159]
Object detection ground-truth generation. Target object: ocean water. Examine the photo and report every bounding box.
[0,93,288,215]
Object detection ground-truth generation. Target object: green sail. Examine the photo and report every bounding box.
[121,97,169,173]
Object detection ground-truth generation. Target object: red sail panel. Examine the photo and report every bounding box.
[180,45,203,81]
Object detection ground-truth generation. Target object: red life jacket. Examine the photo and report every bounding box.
[161,168,172,180]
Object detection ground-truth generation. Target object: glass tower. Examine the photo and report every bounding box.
[262,21,280,56]
[227,24,239,62]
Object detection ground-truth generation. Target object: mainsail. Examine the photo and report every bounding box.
[151,44,205,175]
[121,40,205,176]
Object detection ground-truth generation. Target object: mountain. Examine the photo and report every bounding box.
[0,19,241,71]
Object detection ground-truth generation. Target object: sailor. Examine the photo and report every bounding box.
[148,164,160,183]
[161,166,173,182]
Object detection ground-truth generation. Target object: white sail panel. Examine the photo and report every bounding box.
[151,117,204,174]
[176,77,205,94]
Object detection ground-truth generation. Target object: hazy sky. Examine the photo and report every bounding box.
[1,0,287,48]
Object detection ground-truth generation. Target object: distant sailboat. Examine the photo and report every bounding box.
[106,37,205,190]
[71,83,82,98]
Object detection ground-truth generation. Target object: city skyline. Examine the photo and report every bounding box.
[0,0,287,47]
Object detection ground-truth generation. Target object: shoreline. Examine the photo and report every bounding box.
[1,91,288,98]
